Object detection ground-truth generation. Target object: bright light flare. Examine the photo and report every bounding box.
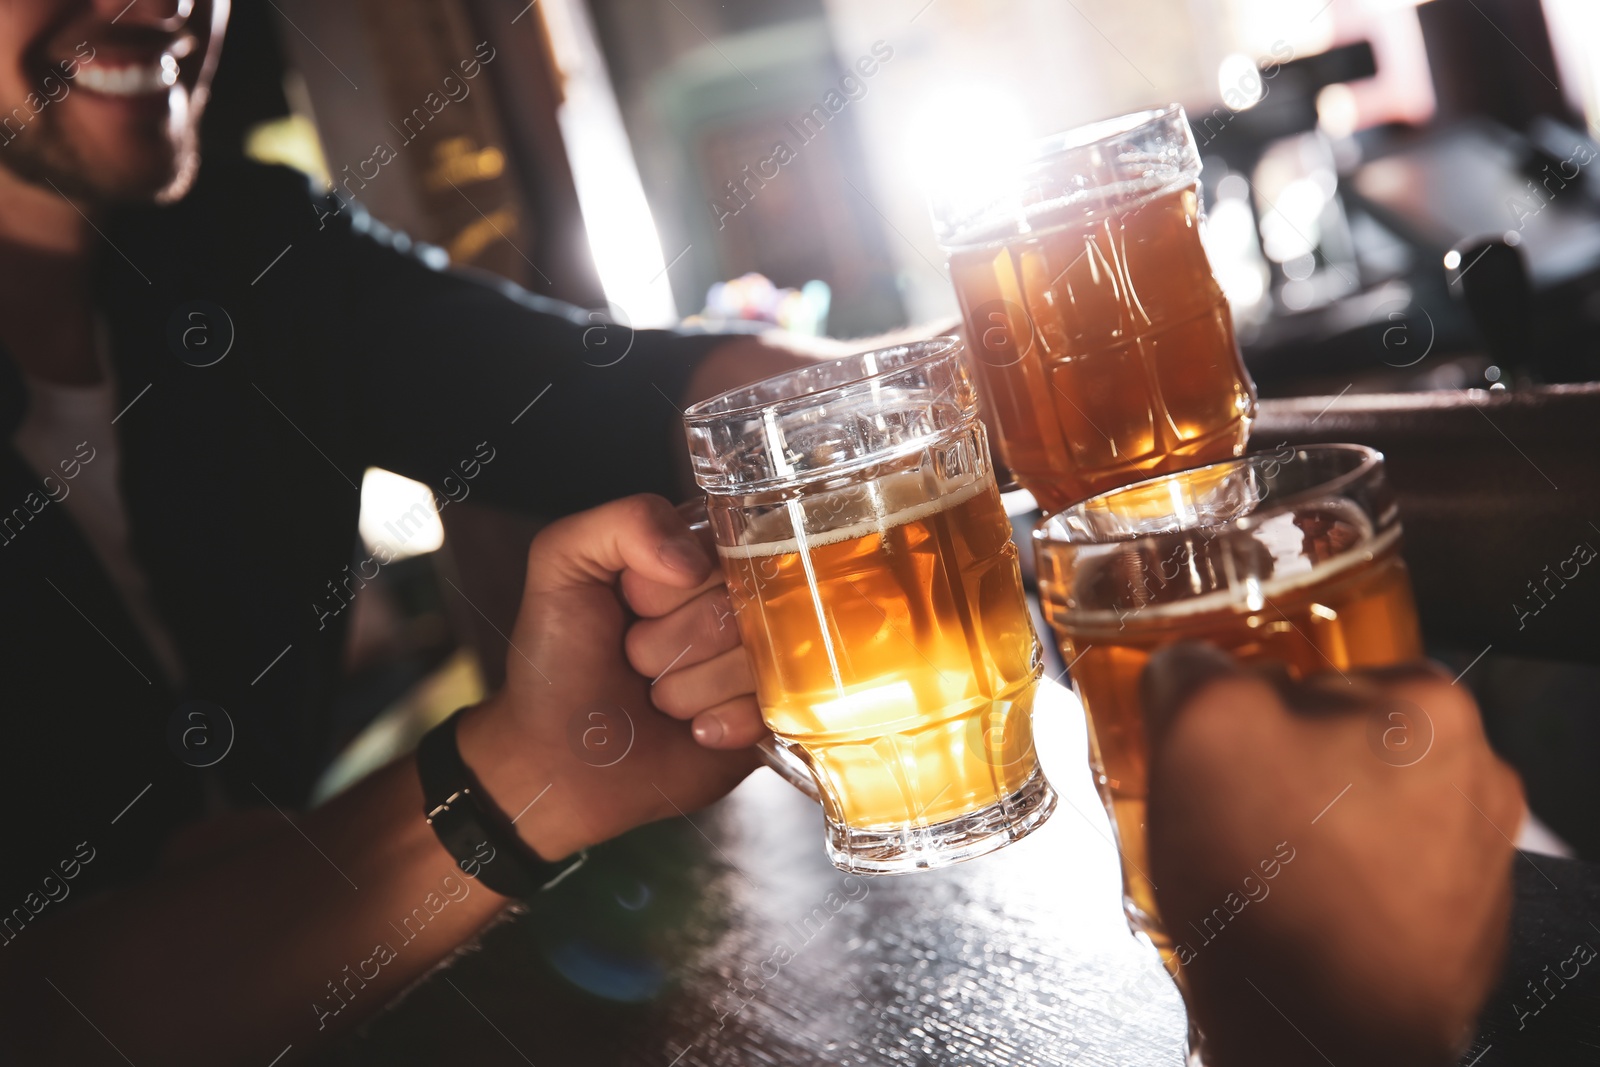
[904,81,1033,210]
[1218,53,1265,111]
[359,468,445,561]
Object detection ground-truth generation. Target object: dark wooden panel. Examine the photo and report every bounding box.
[1254,385,1600,663]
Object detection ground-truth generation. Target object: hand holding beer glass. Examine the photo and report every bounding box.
[1034,444,1426,1060]
[684,338,1056,874]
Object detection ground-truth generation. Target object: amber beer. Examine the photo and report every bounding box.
[1034,446,1422,961]
[950,186,1255,510]
[934,106,1256,511]
[689,337,1056,872]
[719,471,1041,831]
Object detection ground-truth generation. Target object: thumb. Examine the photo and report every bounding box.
[525,494,713,596]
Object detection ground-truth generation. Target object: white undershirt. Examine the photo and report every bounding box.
[13,351,185,685]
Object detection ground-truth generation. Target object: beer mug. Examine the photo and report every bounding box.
[684,337,1057,874]
[931,104,1257,511]
[1033,444,1423,952]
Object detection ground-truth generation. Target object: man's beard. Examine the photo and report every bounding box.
[0,108,200,206]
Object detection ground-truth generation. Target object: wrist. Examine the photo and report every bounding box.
[454,695,586,862]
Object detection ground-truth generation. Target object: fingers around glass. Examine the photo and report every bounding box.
[650,646,757,720]
[692,696,767,749]
[625,587,741,678]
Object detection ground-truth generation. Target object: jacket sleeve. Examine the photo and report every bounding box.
[324,199,725,517]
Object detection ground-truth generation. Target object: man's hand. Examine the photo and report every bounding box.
[1143,644,1525,1067]
[620,520,765,750]
[459,495,761,863]
[3,496,762,1064]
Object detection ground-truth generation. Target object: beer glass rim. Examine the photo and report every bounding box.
[1032,443,1386,548]
[1028,102,1185,162]
[929,104,1199,250]
[682,335,964,424]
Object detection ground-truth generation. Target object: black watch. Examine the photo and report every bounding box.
[417,708,585,898]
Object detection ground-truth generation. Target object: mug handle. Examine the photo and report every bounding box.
[757,737,823,802]
[678,500,823,804]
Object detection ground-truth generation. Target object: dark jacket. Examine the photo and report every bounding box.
[0,161,721,906]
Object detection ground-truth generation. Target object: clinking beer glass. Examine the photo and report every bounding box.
[1033,444,1425,1062]
[684,337,1056,874]
[932,104,1257,512]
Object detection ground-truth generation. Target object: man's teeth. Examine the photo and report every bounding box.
[76,55,179,95]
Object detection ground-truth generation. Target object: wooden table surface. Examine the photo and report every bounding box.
[318,680,1598,1066]
[320,680,1189,1065]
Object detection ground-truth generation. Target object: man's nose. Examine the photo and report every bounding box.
[91,0,195,30]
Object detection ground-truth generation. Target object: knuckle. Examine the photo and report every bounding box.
[1407,681,1481,746]
[696,591,738,648]
[604,493,657,537]
[623,620,659,675]
[1375,672,1472,727]
[621,492,672,528]
[617,494,653,528]
[525,523,559,567]
[618,569,652,613]
[651,675,693,718]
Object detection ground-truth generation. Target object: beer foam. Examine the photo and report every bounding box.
[717,477,991,559]
[945,175,1188,250]
[1051,523,1403,632]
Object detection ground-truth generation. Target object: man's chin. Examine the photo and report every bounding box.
[3,131,200,207]
[71,153,197,206]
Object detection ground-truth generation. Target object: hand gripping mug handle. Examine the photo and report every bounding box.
[679,501,823,804]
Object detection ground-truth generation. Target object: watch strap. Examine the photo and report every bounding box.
[417,709,584,898]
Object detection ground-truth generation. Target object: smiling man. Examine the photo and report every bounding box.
[0,1,804,1062]
[0,0,793,876]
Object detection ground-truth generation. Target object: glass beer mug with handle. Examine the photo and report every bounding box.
[683,337,1057,874]
[932,104,1257,512]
